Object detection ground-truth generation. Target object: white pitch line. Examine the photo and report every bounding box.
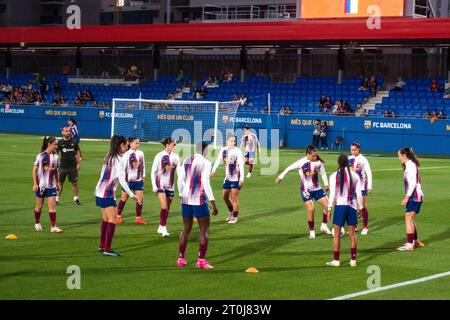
[329,271,450,300]
[371,166,450,172]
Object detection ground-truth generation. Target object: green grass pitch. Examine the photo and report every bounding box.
[0,133,449,300]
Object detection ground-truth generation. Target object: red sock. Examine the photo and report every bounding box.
[413,223,418,241]
[117,200,126,216]
[136,202,143,217]
[362,208,369,228]
[322,213,328,224]
[232,211,239,218]
[34,210,42,224]
[199,243,208,259]
[351,248,357,260]
[308,220,315,231]
[160,208,168,226]
[179,243,187,258]
[249,164,254,173]
[333,251,340,261]
[99,220,108,249]
[49,212,56,227]
[105,222,117,252]
[407,233,414,244]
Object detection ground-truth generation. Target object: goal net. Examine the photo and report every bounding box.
[111,98,240,148]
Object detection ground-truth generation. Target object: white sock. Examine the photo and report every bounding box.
[73,196,78,201]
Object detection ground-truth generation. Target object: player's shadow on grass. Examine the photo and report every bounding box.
[422,226,450,246]
[208,233,305,264]
[368,216,403,232]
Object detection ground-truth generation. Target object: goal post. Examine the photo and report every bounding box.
[111,98,240,148]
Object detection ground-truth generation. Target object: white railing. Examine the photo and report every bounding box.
[68,76,140,86]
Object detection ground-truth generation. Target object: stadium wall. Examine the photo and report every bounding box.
[0,105,449,155]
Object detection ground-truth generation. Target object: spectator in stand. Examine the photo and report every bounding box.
[39,77,48,97]
[53,80,61,96]
[359,77,369,91]
[221,70,233,82]
[383,109,390,117]
[114,64,127,76]
[392,77,406,91]
[343,100,352,114]
[279,106,286,115]
[369,76,378,97]
[424,111,431,119]
[176,69,185,83]
[263,105,269,114]
[199,86,207,99]
[319,95,327,109]
[438,110,446,119]
[430,80,442,92]
[239,94,248,106]
[391,111,397,118]
[319,121,328,150]
[312,119,321,147]
[104,101,111,108]
[101,70,110,78]
[443,88,450,99]
[324,96,333,112]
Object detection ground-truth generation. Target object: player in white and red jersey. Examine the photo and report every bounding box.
[32,136,62,233]
[349,142,373,235]
[326,154,363,267]
[397,147,425,252]
[151,137,180,237]
[275,145,331,239]
[116,137,148,225]
[176,142,218,269]
[212,135,245,224]
[239,126,261,178]
[95,135,142,257]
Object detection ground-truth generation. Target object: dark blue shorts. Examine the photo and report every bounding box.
[301,189,326,202]
[96,197,117,208]
[181,203,210,219]
[362,190,368,196]
[128,181,144,191]
[74,135,80,143]
[333,205,358,227]
[223,180,241,190]
[35,187,57,199]
[157,189,175,198]
[405,200,422,214]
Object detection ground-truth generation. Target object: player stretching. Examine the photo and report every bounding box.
[117,137,148,225]
[56,126,81,205]
[397,147,425,252]
[212,135,244,224]
[177,142,218,269]
[275,145,331,239]
[349,142,373,235]
[151,137,180,237]
[326,154,363,267]
[239,126,261,178]
[95,135,142,257]
[33,136,62,233]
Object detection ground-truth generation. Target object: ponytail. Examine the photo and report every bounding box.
[337,154,350,194]
[41,136,57,152]
[399,147,420,170]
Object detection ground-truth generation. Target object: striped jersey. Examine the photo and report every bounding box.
[278,157,328,192]
[404,160,424,202]
[34,152,59,189]
[70,124,79,138]
[95,155,134,199]
[212,146,244,182]
[241,132,259,152]
[151,150,180,191]
[177,154,215,206]
[328,169,363,210]
[123,149,145,182]
[348,154,372,190]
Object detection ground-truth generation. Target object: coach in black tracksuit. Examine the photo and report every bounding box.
[57,126,81,205]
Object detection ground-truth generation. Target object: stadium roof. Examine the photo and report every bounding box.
[1,18,450,48]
